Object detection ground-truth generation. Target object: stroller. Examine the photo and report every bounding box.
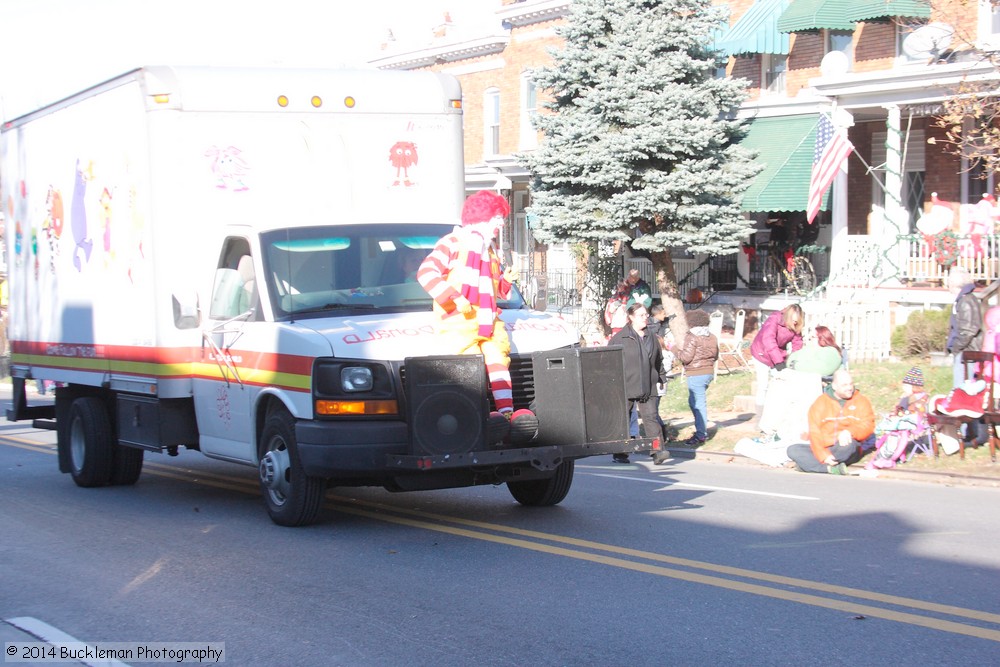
[865,411,933,470]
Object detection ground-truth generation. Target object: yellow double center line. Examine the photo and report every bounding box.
[7,437,1000,642]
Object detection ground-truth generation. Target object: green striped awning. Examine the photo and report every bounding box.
[739,115,826,213]
[847,0,931,22]
[716,0,792,57]
[777,0,856,33]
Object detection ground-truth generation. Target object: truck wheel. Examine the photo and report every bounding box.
[507,459,574,506]
[68,397,115,487]
[110,446,144,486]
[258,409,326,526]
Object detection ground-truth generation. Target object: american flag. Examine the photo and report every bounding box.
[806,114,854,224]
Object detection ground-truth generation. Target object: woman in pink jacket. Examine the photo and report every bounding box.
[749,304,804,425]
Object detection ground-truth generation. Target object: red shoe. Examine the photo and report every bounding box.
[508,409,538,445]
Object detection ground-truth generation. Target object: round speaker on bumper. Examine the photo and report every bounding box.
[405,355,489,457]
[411,391,484,456]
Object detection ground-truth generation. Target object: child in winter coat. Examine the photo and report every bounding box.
[867,367,929,469]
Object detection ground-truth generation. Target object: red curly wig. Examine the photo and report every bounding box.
[461,190,510,226]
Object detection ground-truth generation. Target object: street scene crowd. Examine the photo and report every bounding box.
[592,264,1000,477]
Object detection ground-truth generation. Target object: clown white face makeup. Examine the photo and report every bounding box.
[469,216,504,240]
[488,215,503,239]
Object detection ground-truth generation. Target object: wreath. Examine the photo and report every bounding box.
[932,230,960,268]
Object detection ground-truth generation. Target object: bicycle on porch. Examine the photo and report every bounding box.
[763,249,817,296]
[759,217,818,296]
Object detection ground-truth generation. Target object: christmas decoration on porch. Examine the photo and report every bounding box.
[929,229,960,268]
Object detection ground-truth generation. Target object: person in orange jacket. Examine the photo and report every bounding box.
[417,190,536,443]
[787,369,875,474]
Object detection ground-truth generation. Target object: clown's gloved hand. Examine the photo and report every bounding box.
[503,266,519,284]
[452,295,473,315]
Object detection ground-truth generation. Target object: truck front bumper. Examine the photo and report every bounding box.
[296,420,409,478]
[295,414,659,478]
[384,438,657,472]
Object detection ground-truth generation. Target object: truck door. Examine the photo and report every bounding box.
[192,237,260,462]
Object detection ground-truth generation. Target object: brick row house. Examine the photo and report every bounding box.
[369,0,1000,358]
[721,0,1000,286]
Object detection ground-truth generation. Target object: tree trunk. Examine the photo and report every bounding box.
[649,248,689,342]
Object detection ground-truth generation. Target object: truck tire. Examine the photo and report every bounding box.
[110,446,144,486]
[68,397,115,488]
[507,459,574,506]
[258,408,326,527]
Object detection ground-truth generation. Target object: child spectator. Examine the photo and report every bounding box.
[604,281,630,336]
[866,366,929,469]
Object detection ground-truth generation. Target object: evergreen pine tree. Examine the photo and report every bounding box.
[522,0,762,328]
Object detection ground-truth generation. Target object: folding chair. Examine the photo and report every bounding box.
[717,309,750,373]
[708,311,724,374]
[928,350,997,460]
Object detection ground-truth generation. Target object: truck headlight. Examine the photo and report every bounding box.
[313,360,398,417]
[342,366,373,392]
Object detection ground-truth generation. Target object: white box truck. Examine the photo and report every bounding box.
[2,66,652,526]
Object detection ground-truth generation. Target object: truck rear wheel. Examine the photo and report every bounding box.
[110,446,144,486]
[68,397,115,487]
[507,459,574,506]
[258,408,326,527]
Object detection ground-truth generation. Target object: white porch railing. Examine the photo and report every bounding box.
[836,234,1000,287]
[897,233,1000,284]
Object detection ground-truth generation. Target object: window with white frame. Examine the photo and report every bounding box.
[483,88,501,157]
[962,117,996,202]
[979,0,1000,47]
[519,73,538,150]
[761,54,787,95]
[512,190,531,256]
[827,30,853,71]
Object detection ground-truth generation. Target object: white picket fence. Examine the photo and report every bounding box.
[801,301,892,363]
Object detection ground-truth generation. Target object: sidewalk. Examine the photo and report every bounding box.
[665,410,1000,488]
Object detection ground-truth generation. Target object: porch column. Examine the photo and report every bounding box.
[829,109,853,286]
[879,104,905,287]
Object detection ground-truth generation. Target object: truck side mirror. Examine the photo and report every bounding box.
[172,291,201,329]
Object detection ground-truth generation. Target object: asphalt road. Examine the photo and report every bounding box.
[3,412,1000,666]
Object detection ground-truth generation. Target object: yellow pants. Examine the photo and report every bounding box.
[438,311,512,412]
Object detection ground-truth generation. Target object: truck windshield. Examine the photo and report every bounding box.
[261,224,526,319]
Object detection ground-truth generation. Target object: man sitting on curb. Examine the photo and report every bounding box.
[787,369,875,474]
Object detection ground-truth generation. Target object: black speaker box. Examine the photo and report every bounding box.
[406,355,488,456]
[531,347,629,446]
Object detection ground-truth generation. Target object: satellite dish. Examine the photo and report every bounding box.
[902,23,954,61]
[820,51,849,77]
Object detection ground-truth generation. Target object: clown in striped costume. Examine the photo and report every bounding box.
[417,191,536,441]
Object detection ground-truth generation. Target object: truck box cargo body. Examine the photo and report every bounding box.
[2,66,653,526]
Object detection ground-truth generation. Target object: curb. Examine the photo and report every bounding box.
[665,411,1000,488]
[679,446,1000,488]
